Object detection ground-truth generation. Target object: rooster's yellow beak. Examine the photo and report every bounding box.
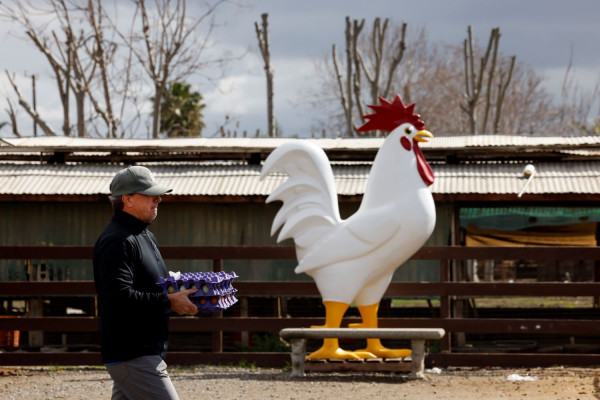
[414,130,433,143]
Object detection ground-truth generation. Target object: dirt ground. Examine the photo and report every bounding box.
[1,365,600,400]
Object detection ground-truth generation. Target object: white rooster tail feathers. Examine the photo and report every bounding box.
[260,141,341,261]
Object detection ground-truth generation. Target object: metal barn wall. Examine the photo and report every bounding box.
[1,202,112,281]
[0,201,452,282]
[150,202,302,281]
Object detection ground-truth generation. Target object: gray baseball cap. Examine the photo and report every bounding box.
[110,166,173,196]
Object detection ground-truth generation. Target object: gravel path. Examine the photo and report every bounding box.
[1,365,599,399]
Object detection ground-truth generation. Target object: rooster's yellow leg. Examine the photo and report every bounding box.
[307,301,371,360]
[352,303,412,358]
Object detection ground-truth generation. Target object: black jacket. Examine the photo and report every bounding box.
[93,210,171,364]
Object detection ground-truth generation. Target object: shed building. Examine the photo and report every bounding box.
[1,135,599,283]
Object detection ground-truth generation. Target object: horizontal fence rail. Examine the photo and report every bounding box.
[4,244,600,260]
[1,245,600,369]
[3,281,600,297]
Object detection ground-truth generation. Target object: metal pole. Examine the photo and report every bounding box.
[32,75,37,137]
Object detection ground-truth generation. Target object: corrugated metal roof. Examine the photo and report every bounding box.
[1,160,598,197]
[0,137,381,152]
[432,161,600,195]
[422,135,600,149]
[3,135,600,152]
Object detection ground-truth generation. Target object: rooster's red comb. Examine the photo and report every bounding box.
[356,94,425,133]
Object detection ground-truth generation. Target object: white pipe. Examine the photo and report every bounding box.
[517,164,536,198]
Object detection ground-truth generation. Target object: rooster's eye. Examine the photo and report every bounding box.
[404,127,413,135]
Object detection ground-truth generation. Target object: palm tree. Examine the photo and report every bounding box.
[158,81,206,137]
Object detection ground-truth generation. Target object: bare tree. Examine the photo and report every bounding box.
[4,101,20,137]
[0,0,132,137]
[255,13,275,137]
[0,1,73,135]
[5,71,57,136]
[556,50,600,135]
[331,17,362,137]
[85,0,121,138]
[461,26,517,134]
[314,21,590,137]
[330,17,407,137]
[129,0,228,139]
[492,55,516,133]
[1,0,234,138]
[358,18,406,105]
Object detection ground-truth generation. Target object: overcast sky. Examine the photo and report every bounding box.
[1,0,599,138]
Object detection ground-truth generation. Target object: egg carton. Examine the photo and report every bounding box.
[157,271,238,313]
[192,293,238,313]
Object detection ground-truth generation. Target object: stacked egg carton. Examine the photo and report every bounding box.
[157,271,238,313]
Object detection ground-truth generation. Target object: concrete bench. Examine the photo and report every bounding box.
[279,327,445,379]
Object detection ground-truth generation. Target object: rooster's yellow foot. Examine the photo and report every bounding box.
[356,346,412,359]
[307,347,377,360]
[307,347,361,360]
[349,350,378,359]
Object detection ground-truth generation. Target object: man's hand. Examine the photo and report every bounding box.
[167,288,198,315]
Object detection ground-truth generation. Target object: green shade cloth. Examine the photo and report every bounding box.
[460,207,600,230]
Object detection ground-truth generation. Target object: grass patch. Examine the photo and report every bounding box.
[234,333,290,352]
[391,297,595,308]
[235,359,258,370]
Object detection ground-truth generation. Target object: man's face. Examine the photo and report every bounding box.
[122,193,162,222]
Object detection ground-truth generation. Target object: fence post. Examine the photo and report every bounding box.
[595,261,600,308]
[212,258,224,353]
[440,258,451,353]
[27,261,45,348]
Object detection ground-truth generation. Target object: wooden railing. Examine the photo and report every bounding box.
[1,245,600,368]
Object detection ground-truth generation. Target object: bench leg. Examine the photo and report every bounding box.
[409,339,426,379]
[288,338,307,377]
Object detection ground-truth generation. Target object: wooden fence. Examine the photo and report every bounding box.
[1,245,600,368]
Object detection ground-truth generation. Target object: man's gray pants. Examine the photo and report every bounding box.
[105,355,179,400]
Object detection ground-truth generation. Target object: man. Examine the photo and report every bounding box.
[93,166,197,400]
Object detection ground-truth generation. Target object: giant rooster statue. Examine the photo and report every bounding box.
[261,95,436,360]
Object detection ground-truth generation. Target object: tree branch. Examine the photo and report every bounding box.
[344,16,354,137]
[5,70,56,136]
[5,99,21,137]
[332,43,352,137]
[482,28,500,133]
[494,55,516,133]
[382,21,406,99]
[255,13,275,137]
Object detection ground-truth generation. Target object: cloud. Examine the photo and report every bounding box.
[202,55,323,137]
[540,66,600,99]
[3,0,599,138]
